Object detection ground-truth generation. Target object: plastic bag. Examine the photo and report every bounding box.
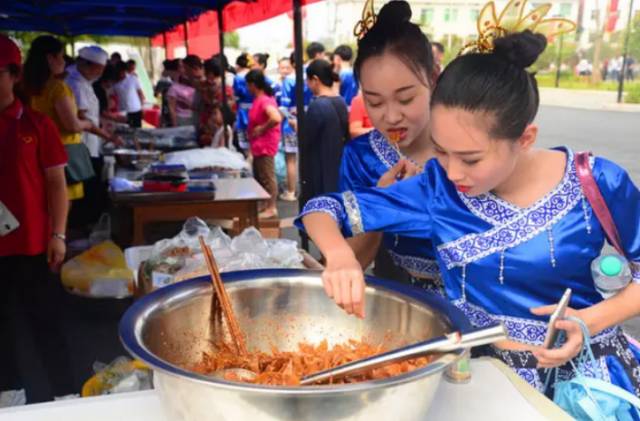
[137,220,304,292]
[61,241,134,297]
[89,213,111,246]
[82,357,152,397]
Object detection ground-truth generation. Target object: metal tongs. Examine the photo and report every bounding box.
[300,324,507,385]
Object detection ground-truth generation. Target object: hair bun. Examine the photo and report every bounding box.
[376,0,412,27]
[493,30,547,69]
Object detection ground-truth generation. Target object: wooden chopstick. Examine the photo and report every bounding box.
[199,236,247,355]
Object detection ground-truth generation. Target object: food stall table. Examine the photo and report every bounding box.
[0,358,570,420]
[112,178,270,245]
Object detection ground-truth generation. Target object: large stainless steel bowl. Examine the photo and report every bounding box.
[120,269,471,421]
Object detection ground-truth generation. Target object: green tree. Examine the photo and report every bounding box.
[531,37,578,73]
[224,32,240,49]
[628,12,640,59]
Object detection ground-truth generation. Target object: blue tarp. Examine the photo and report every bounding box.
[0,1,243,37]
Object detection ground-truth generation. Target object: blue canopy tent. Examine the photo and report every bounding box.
[0,0,311,246]
[0,1,238,37]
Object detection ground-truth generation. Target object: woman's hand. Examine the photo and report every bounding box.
[377,159,420,188]
[529,305,585,368]
[322,247,366,318]
[251,124,266,138]
[47,237,66,272]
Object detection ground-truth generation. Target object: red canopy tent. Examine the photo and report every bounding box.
[151,0,320,59]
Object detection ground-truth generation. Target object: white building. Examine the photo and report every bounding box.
[325,0,582,45]
[235,0,640,61]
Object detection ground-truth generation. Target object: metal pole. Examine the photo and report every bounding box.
[217,4,229,147]
[292,0,308,250]
[163,32,168,58]
[71,36,76,56]
[555,33,564,88]
[148,38,155,85]
[617,0,635,103]
[183,22,189,55]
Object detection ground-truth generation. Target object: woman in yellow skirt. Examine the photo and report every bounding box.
[23,35,95,200]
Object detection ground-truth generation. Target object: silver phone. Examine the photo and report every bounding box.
[542,288,572,349]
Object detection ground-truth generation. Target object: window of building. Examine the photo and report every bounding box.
[470,9,479,22]
[421,8,434,25]
[560,3,572,18]
[444,8,459,22]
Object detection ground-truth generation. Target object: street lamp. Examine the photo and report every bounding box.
[617,0,636,103]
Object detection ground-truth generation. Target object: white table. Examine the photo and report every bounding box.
[0,359,569,421]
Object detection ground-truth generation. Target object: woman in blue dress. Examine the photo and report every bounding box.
[233,53,253,155]
[339,1,442,292]
[297,25,640,395]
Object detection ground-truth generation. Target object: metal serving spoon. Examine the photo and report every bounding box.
[299,324,507,385]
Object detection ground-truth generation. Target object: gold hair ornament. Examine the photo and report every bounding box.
[460,0,577,55]
[354,0,377,40]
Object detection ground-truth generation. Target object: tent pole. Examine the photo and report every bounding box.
[163,32,168,58]
[292,0,307,250]
[217,4,229,147]
[148,37,155,84]
[183,22,189,55]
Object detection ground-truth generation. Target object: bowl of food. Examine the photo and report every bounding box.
[119,269,471,421]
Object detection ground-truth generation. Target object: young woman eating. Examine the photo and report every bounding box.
[298,28,640,396]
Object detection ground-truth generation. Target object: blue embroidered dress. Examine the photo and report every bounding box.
[233,71,252,150]
[339,130,442,290]
[297,147,640,394]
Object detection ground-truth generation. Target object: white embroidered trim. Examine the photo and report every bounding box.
[299,197,345,225]
[452,299,620,347]
[387,249,440,278]
[368,130,400,169]
[438,150,583,269]
[342,191,364,235]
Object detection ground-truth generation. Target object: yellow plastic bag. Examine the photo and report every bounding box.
[61,241,134,296]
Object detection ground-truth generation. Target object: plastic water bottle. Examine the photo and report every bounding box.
[591,254,632,298]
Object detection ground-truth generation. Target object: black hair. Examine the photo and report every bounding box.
[245,69,274,96]
[354,1,435,86]
[183,54,202,69]
[431,30,547,140]
[111,52,122,61]
[98,64,118,83]
[306,42,325,60]
[306,59,339,87]
[126,59,136,68]
[289,51,296,67]
[253,53,270,69]
[334,45,353,62]
[432,42,445,54]
[236,52,250,69]
[163,59,178,71]
[114,61,128,75]
[204,58,223,77]
[23,35,65,97]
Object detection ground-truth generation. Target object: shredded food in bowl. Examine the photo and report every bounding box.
[191,339,434,386]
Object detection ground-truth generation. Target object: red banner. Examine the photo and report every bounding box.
[151,0,321,59]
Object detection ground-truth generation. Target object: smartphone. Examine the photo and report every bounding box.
[0,201,20,237]
[542,288,572,349]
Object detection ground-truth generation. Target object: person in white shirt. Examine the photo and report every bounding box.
[113,61,145,127]
[66,46,122,158]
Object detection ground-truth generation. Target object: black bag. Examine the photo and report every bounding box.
[64,143,95,184]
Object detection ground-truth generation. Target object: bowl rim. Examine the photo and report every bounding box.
[119,268,472,395]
